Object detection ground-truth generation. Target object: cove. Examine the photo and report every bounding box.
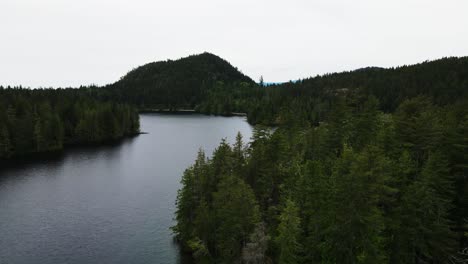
[0,114,253,264]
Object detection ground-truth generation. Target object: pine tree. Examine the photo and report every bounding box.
[0,125,11,158]
[233,132,246,176]
[49,113,64,149]
[348,95,381,150]
[394,152,456,263]
[449,112,468,248]
[33,113,45,152]
[276,199,302,264]
[213,176,260,263]
[241,222,270,264]
[173,170,198,243]
[191,198,214,263]
[295,161,329,262]
[322,146,389,263]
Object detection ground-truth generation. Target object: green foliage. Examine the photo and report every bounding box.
[276,199,302,264]
[3,53,468,263]
[0,87,140,159]
[104,52,254,110]
[321,146,390,264]
[213,176,260,263]
[241,222,270,264]
[173,144,261,263]
[175,94,468,263]
[391,152,456,263]
[0,124,11,158]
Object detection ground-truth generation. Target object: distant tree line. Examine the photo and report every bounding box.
[94,54,468,127]
[0,86,140,159]
[195,57,468,125]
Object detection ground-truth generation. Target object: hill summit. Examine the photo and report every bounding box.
[107,52,254,109]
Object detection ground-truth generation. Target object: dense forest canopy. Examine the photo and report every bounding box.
[174,95,468,264]
[0,87,140,159]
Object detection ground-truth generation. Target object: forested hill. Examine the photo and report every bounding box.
[227,56,468,124]
[273,56,468,111]
[102,52,254,109]
[92,54,468,124]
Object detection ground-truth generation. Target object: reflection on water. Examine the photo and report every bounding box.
[0,114,252,264]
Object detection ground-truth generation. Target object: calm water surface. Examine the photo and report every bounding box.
[0,114,253,264]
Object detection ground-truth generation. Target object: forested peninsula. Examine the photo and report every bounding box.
[0,88,140,159]
[174,95,468,263]
[168,54,468,263]
[1,52,467,263]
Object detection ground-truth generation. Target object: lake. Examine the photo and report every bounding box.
[0,114,253,264]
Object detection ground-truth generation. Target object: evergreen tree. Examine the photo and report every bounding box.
[173,150,208,243]
[276,199,302,264]
[213,176,260,263]
[393,152,456,263]
[33,113,45,152]
[241,222,270,264]
[233,132,246,176]
[322,146,389,263]
[0,125,11,158]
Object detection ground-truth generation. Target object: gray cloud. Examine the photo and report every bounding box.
[1,0,467,87]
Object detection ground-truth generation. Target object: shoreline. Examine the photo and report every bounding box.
[139,109,247,117]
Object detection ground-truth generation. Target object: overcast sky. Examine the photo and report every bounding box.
[1,0,467,87]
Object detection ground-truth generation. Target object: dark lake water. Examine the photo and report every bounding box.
[0,114,253,264]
